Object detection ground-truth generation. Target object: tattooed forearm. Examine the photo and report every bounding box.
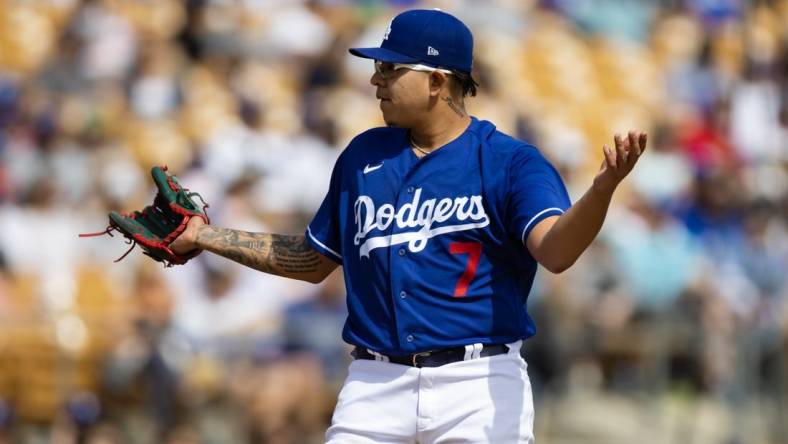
[270,235,323,273]
[194,227,273,272]
[194,226,333,281]
[442,96,465,117]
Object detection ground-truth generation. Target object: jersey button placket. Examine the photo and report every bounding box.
[390,177,418,351]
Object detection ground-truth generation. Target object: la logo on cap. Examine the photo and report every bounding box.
[383,19,393,40]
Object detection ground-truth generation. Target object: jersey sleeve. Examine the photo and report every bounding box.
[507,146,572,244]
[305,153,344,264]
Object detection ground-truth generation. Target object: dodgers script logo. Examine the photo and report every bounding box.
[353,189,489,258]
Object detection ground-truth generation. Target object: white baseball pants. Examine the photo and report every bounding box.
[325,340,535,444]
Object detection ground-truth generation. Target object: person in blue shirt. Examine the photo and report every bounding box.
[172,9,647,443]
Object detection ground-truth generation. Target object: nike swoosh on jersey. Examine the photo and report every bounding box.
[363,163,384,174]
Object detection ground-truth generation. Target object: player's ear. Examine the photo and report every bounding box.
[428,72,449,97]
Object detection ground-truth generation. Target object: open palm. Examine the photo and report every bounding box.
[594,131,648,195]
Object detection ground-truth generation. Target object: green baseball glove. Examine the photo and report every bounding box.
[81,166,209,266]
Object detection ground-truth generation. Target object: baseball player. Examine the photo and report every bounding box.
[171,9,647,443]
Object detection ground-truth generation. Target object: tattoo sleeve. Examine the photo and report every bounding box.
[194,227,334,282]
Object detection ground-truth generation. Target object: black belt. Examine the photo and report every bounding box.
[352,344,510,368]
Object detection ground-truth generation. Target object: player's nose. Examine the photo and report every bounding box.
[370,71,385,87]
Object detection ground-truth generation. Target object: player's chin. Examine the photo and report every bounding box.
[380,102,413,127]
[380,100,400,126]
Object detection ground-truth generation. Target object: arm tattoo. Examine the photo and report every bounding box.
[442,96,466,118]
[271,235,323,274]
[195,227,324,277]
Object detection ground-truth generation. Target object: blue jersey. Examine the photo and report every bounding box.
[306,117,571,355]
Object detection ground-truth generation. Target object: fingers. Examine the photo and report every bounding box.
[614,133,628,169]
[607,130,648,173]
[628,131,640,157]
[613,134,629,172]
[639,132,648,154]
[603,144,616,170]
[628,131,648,168]
[598,130,647,193]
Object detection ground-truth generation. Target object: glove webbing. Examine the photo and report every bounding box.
[78,213,138,263]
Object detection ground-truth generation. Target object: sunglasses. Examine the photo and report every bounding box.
[374,60,453,79]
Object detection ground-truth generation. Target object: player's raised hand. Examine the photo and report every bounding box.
[593,131,647,195]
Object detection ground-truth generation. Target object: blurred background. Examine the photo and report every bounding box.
[0,0,786,443]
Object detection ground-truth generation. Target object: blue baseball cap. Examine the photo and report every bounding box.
[349,9,474,74]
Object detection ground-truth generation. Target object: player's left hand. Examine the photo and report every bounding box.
[593,131,647,195]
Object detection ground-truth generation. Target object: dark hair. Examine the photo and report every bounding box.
[450,69,480,97]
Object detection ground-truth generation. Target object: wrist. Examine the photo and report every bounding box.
[591,179,616,200]
[193,224,210,249]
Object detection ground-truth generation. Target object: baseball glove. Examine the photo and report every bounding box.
[80,166,209,266]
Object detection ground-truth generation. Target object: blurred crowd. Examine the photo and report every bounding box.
[0,0,785,443]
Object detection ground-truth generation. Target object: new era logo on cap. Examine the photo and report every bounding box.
[427,46,440,56]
